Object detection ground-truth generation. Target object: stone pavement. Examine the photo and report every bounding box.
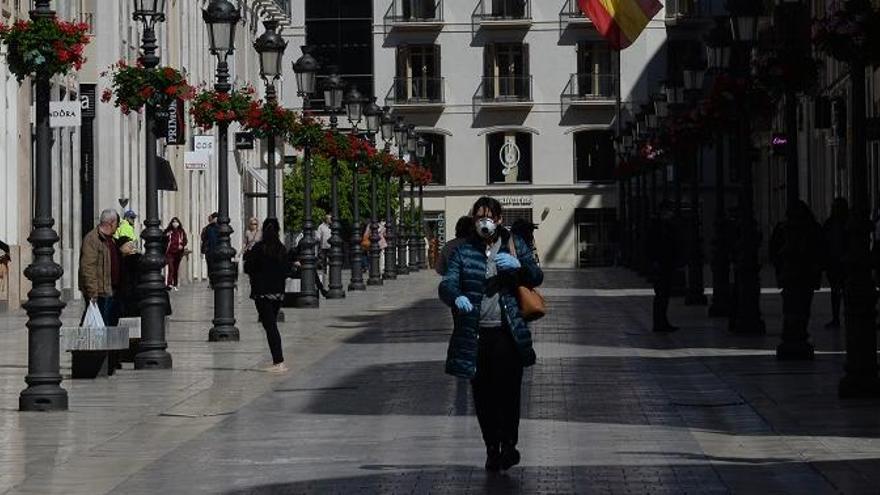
[2,268,880,494]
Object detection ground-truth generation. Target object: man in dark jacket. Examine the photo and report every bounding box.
[822,198,848,328]
[201,212,219,286]
[439,196,543,473]
[435,216,475,276]
[770,200,824,359]
[647,202,683,332]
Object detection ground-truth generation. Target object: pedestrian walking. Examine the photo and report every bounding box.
[317,214,332,271]
[244,218,289,373]
[822,198,848,328]
[114,209,139,244]
[770,200,824,351]
[436,216,475,276]
[79,209,122,326]
[294,232,329,298]
[647,202,683,333]
[243,217,262,253]
[201,212,219,286]
[163,217,188,290]
[439,196,544,473]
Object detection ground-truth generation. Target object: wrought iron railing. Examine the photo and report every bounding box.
[384,0,443,24]
[559,0,588,23]
[472,0,531,22]
[474,75,533,105]
[561,73,617,102]
[386,76,445,106]
[665,0,707,20]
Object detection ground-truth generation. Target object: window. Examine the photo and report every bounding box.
[574,130,615,182]
[305,0,373,110]
[487,132,532,184]
[490,0,527,18]
[576,42,615,97]
[483,43,530,100]
[402,0,438,20]
[421,133,446,185]
[502,208,533,226]
[395,45,442,103]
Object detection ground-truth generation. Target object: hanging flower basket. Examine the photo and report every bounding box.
[316,130,351,159]
[411,165,433,186]
[813,0,880,63]
[289,115,323,149]
[244,100,299,140]
[100,62,194,115]
[0,17,90,82]
[190,86,255,130]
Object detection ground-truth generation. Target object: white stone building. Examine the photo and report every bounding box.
[0,0,289,310]
[278,0,671,268]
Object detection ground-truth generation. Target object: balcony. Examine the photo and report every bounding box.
[383,0,444,34]
[560,73,617,110]
[559,0,592,31]
[385,77,445,110]
[664,0,710,26]
[473,75,533,110]
[472,0,532,31]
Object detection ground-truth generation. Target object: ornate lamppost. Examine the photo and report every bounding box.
[323,70,346,299]
[19,0,68,411]
[406,125,420,272]
[706,17,733,317]
[728,3,766,335]
[253,19,287,219]
[345,86,367,291]
[133,0,173,368]
[204,0,241,342]
[415,135,429,270]
[683,64,708,306]
[380,107,398,280]
[394,117,410,275]
[292,46,320,308]
[364,98,384,286]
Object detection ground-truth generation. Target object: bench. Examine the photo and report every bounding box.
[61,326,130,379]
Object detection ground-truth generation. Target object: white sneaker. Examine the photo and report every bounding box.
[264,363,289,373]
[172,286,179,291]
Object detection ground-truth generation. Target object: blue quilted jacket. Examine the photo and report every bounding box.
[438,228,544,379]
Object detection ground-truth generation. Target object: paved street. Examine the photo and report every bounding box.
[2,268,880,494]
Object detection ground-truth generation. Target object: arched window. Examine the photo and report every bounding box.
[487,132,532,184]
[574,130,614,182]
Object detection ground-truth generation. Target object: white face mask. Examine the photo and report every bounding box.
[171,222,180,228]
[476,218,497,239]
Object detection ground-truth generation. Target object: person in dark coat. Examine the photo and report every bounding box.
[435,216,475,276]
[201,212,219,286]
[770,200,824,354]
[822,197,848,328]
[244,218,289,373]
[439,196,543,473]
[647,202,683,332]
[510,219,540,266]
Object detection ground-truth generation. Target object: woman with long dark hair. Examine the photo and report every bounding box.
[163,217,188,290]
[244,218,289,372]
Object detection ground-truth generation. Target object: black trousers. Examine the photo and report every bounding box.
[255,298,284,364]
[471,325,524,450]
[653,265,673,328]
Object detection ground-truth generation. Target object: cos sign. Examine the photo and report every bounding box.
[193,135,214,155]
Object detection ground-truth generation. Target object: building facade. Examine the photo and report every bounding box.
[0,0,289,310]
[278,0,671,268]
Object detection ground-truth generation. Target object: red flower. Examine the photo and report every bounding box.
[101,88,113,103]
[138,87,154,99]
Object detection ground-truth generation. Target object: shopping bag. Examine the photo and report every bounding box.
[83,301,106,329]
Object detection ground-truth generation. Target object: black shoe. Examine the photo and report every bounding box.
[499,443,520,471]
[485,447,502,472]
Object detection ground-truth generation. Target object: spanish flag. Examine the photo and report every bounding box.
[578,0,663,50]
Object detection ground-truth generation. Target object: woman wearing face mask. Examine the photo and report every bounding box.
[439,196,544,473]
[163,217,188,291]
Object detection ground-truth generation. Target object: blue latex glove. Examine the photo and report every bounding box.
[495,252,521,272]
[455,295,474,313]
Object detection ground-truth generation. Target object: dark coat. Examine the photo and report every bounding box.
[438,228,543,379]
[243,241,288,298]
[770,217,825,290]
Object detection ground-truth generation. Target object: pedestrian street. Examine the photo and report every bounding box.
[2,268,880,494]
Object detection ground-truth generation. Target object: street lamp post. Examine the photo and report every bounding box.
[134,0,173,368]
[19,0,68,411]
[706,17,733,317]
[254,19,287,220]
[323,71,346,299]
[292,46,320,308]
[380,107,398,280]
[416,136,428,270]
[204,0,241,342]
[728,5,766,335]
[683,64,708,306]
[364,98,384,286]
[345,86,367,291]
[407,126,420,272]
[394,117,410,275]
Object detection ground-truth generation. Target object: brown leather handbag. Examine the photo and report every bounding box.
[508,238,546,322]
